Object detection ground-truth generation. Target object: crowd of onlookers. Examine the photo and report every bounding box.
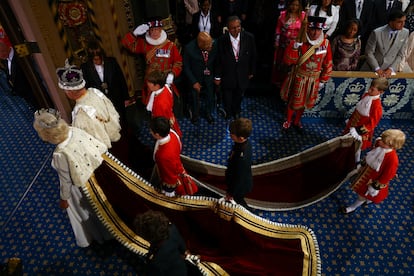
[174,0,414,75]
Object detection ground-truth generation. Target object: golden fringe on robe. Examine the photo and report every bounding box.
[82,152,322,276]
[182,134,360,211]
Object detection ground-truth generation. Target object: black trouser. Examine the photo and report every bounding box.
[222,86,244,118]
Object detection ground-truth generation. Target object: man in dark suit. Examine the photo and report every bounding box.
[183,31,218,124]
[215,0,249,29]
[214,16,256,120]
[81,41,129,123]
[0,40,37,108]
[191,0,221,40]
[372,0,403,29]
[340,0,375,52]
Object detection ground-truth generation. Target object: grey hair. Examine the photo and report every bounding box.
[33,109,69,144]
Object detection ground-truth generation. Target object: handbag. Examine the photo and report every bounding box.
[176,171,198,196]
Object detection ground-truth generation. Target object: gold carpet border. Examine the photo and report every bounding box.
[82,152,321,276]
[182,134,358,176]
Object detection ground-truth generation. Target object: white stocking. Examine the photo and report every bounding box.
[345,196,366,213]
[355,148,361,163]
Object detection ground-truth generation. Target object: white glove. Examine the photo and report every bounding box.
[349,127,362,141]
[166,73,174,85]
[318,82,325,91]
[133,23,149,36]
[294,42,303,49]
[365,184,380,197]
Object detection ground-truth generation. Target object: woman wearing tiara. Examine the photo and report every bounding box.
[33,109,112,247]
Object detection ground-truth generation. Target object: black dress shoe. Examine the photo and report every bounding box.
[292,123,304,134]
[217,107,227,118]
[206,115,214,124]
[191,116,199,124]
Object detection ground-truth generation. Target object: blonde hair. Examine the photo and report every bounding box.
[371,77,389,91]
[381,129,406,150]
[33,111,69,144]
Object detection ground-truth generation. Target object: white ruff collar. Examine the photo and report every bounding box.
[145,30,168,46]
[356,94,380,117]
[146,86,170,112]
[153,133,171,160]
[307,32,324,46]
[365,143,393,172]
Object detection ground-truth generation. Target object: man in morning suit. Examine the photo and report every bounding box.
[360,9,409,77]
[183,31,218,124]
[372,0,403,29]
[214,16,256,120]
[81,41,129,123]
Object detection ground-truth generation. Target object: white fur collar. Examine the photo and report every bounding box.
[145,30,168,46]
[307,32,324,46]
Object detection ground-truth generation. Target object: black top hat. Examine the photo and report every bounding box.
[146,16,164,28]
[307,16,327,29]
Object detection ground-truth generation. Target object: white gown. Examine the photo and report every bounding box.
[52,127,112,247]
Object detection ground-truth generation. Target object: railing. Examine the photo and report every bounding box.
[306,71,414,120]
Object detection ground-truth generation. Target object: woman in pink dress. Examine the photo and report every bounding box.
[271,0,306,87]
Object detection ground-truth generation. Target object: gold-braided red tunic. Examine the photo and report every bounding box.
[122,32,183,105]
[280,39,332,110]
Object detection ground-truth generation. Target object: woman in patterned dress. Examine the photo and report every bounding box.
[271,0,306,87]
[331,19,361,71]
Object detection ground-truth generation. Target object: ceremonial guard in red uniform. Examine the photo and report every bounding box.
[280,16,333,132]
[122,19,183,105]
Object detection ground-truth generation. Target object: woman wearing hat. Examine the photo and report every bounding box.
[122,18,183,106]
[33,109,112,247]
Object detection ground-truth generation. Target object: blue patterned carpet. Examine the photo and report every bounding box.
[0,88,413,275]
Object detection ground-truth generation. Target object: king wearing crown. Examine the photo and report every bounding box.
[280,16,333,133]
[122,18,183,105]
[56,62,121,148]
